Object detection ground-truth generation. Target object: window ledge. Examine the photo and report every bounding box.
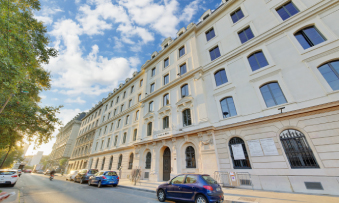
[231,15,249,27]
[300,39,339,55]
[219,114,241,122]
[214,81,233,92]
[326,89,339,96]
[178,53,188,59]
[262,102,296,112]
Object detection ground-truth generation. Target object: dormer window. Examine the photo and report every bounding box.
[203,14,209,20]
[178,32,183,36]
[152,55,155,59]
[164,44,168,48]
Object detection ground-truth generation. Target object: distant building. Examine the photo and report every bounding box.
[48,112,86,168]
[29,151,43,166]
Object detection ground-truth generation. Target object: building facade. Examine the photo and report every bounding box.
[64,0,339,195]
[49,112,86,168]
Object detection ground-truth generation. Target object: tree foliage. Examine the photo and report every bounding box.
[0,0,62,150]
[0,146,24,169]
[59,158,68,167]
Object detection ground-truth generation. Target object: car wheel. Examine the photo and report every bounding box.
[112,184,117,187]
[157,189,166,202]
[98,181,102,188]
[195,195,207,203]
[80,179,83,184]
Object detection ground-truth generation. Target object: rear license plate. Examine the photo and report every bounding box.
[110,181,114,183]
[216,188,221,191]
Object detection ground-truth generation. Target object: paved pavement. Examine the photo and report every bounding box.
[12,173,167,203]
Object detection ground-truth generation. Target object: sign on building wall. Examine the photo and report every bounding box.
[248,140,264,156]
[231,144,245,160]
[260,138,279,156]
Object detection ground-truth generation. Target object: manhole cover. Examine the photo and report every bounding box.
[238,197,257,202]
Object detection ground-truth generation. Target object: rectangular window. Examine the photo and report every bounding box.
[179,46,185,57]
[110,100,114,107]
[231,8,244,23]
[164,58,169,68]
[238,27,254,44]
[120,104,124,112]
[140,79,143,87]
[114,109,117,116]
[149,102,154,112]
[163,116,169,129]
[129,99,132,107]
[108,113,111,120]
[164,44,168,48]
[107,138,110,148]
[276,1,299,21]
[123,91,126,99]
[110,123,114,131]
[209,46,221,61]
[151,68,156,77]
[114,136,118,146]
[150,83,155,93]
[164,74,169,85]
[131,86,134,93]
[180,63,187,75]
[138,94,141,102]
[206,28,215,41]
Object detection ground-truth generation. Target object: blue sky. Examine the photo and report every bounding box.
[26,0,222,155]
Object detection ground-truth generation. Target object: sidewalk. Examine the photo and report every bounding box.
[0,189,19,203]
[118,179,339,203]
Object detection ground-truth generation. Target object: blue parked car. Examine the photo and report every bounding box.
[156,174,224,203]
[88,171,119,188]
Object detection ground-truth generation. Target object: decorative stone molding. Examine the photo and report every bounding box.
[143,112,154,123]
[187,22,195,30]
[177,27,186,37]
[198,131,214,146]
[194,70,204,81]
[158,105,171,117]
[200,9,211,21]
[119,83,123,88]
[125,78,130,83]
[161,37,172,49]
[151,51,158,59]
[176,96,194,112]
[133,71,138,77]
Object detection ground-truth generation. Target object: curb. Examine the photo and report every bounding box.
[118,185,156,193]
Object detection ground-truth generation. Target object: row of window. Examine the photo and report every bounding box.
[92,153,133,170]
[151,46,186,76]
[229,129,319,169]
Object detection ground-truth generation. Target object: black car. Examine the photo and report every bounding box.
[74,169,98,184]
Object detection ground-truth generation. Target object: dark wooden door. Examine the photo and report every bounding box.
[163,147,171,181]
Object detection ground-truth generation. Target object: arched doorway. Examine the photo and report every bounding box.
[163,147,171,181]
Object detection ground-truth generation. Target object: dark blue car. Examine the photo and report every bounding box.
[156,174,224,203]
[88,171,119,188]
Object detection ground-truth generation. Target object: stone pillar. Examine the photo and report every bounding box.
[171,138,178,176]
[150,142,158,182]
[199,130,218,175]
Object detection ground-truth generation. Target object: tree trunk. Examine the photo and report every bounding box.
[0,146,12,169]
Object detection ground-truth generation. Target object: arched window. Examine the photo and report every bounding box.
[145,152,151,169]
[107,138,110,148]
[101,157,105,170]
[182,109,192,127]
[185,146,196,168]
[318,60,339,91]
[163,94,169,106]
[128,153,134,169]
[181,84,189,98]
[280,129,319,168]
[117,119,121,128]
[149,101,154,112]
[114,136,118,146]
[117,154,123,169]
[248,51,269,71]
[214,69,228,86]
[260,82,287,107]
[147,122,152,136]
[228,137,251,169]
[135,110,139,121]
[133,129,137,141]
[294,26,326,49]
[95,158,99,169]
[163,116,169,129]
[220,97,237,118]
[107,156,113,170]
[123,133,127,144]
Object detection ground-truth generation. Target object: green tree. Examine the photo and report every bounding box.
[40,155,50,169]
[0,0,62,154]
[0,146,24,168]
[59,158,68,167]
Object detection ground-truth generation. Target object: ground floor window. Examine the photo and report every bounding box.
[228,137,251,169]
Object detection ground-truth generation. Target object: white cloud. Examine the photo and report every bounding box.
[40,95,47,99]
[52,98,59,101]
[34,6,63,25]
[65,97,86,104]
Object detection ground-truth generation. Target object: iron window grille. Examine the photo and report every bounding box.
[163,116,169,129]
[238,27,254,44]
[206,28,215,41]
[145,152,151,169]
[260,82,287,107]
[280,129,319,168]
[318,60,339,91]
[276,1,299,21]
[185,146,196,168]
[182,109,192,127]
[248,51,269,71]
[220,97,237,118]
[209,46,221,61]
[231,8,244,23]
[214,69,228,86]
[295,26,326,49]
[117,155,122,169]
[129,153,134,169]
[229,137,252,169]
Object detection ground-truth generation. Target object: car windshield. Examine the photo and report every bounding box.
[88,169,98,174]
[202,175,218,184]
[0,171,16,175]
[105,172,117,176]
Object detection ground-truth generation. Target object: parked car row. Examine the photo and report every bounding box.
[65,169,119,188]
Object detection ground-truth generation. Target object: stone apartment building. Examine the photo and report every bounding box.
[49,112,86,167]
[65,0,339,195]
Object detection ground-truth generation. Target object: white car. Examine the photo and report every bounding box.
[0,169,18,187]
[66,170,78,181]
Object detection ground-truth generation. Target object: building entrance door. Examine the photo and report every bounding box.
[163,147,171,181]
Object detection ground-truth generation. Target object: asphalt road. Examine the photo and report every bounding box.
[14,173,173,203]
